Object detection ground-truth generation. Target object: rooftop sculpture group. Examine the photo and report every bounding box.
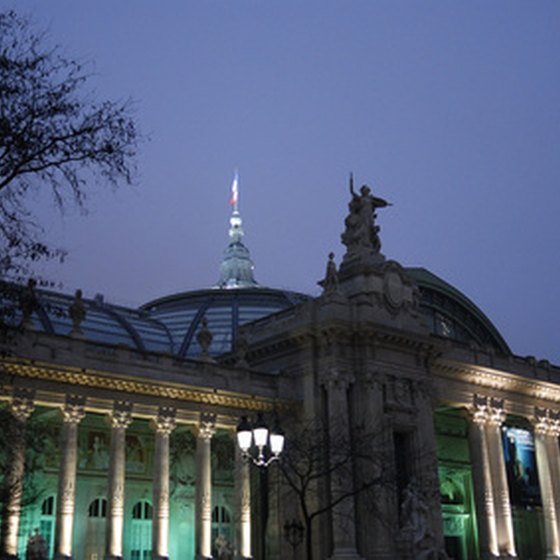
[342,174,390,255]
[339,174,391,278]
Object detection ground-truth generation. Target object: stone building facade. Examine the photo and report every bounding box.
[0,181,558,560]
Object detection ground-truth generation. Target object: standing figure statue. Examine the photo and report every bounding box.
[341,174,390,257]
[400,480,429,545]
[26,528,48,560]
[214,534,234,560]
[319,252,339,296]
[399,480,448,560]
[69,289,86,336]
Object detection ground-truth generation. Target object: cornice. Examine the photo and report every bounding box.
[248,318,435,363]
[434,358,560,405]
[0,357,289,412]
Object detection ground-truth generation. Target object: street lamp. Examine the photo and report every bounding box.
[236,413,285,467]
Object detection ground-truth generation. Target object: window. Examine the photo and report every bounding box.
[41,496,55,515]
[393,431,413,507]
[40,496,56,559]
[132,501,153,519]
[131,501,152,560]
[86,498,107,560]
[212,505,233,557]
[212,505,231,524]
[88,498,107,518]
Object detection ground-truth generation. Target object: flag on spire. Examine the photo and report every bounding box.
[230,170,239,210]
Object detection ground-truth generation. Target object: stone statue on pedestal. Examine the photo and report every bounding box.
[339,175,391,278]
[69,289,86,336]
[318,252,339,296]
[398,480,448,560]
[341,176,390,256]
[214,533,233,560]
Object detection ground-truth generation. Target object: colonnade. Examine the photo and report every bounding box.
[317,373,560,560]
[0,392,252,560]
[6,387,560,560]
[469,394,560,560]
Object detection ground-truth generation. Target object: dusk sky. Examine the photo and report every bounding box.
[3,1,559,363]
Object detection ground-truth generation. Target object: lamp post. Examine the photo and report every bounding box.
[236,413,285,467]
[236,413,285,560]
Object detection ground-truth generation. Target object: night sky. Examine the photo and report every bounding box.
[3,1,560,363]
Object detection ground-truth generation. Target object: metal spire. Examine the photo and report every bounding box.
[216,171,259,289]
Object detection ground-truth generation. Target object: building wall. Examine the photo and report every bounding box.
[2,285,560,560]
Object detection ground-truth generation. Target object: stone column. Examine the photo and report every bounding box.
[54,396,86,560]
[484,397,516,558]
[152,407,176,560]
[360,370,392,559]
[321,369,364,560]
[0,391,35,560]
[196,412,216,560]
[235,445,252,560]
[545,415,560,553]
[534,408,560,559]
[105,402,132,560]
[411,380,446,554]
[469,396,499,559]
[471,395,516,559]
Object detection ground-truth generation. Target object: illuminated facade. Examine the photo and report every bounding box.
[0,180,558,560]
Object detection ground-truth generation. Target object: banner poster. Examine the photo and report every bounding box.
[502,426,541,507]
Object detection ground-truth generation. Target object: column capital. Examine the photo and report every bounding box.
[471,394,506,426]
[320,368,355,391]
[153,407,177,435]
[533,407,560,436]
[363,368,384,391]
[10,389,35,421]
[110,401,133,429]
[61,395,86,424]
[198,412,216,439]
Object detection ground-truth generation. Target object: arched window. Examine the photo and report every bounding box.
[212,505,231,524]
[212,505,233,557]
[41,496,55,516]
[132,501,153,520]
[88,498,108,518]
[131,500,152,560]
[40,496,56,558]
[86,498,107,560]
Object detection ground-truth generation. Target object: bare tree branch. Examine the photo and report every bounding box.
[279,419,392,560]
[0,10,140,284]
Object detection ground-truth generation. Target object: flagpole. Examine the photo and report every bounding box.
[231,170,239,214]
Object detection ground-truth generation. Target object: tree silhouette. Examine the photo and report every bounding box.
[279,419,393,560]
[0,406,59,558]
[0,10,139,283]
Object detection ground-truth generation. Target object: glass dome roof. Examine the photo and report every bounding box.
[8,185,309,358]
[8,289,173,354]
[140,188,309,357]
[3,179,510,359]
[6,283,308,358]
[407,267,511,355]
[8,267,510,359]
[142,287,309,357]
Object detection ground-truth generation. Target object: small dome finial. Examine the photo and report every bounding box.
[197,317,215,362]
[216,171,260,289]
